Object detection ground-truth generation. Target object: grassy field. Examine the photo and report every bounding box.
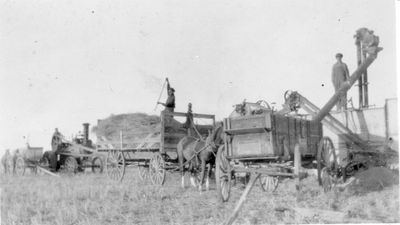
[1,168,399,225]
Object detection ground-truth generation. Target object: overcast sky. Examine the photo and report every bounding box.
[0,0,398,151]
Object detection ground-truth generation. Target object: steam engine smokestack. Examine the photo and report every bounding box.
[83,123,90,146]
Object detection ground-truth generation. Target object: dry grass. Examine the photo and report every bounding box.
[1,168,399,225]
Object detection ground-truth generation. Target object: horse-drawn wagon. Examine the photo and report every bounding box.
[96,110,217,185]
[2,145,44,175]
[215,101,325,201]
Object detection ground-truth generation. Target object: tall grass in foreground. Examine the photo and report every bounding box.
[1,169,399,225]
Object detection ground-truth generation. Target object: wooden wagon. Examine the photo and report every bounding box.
[3,145,44,175]
[96,110,216,184]
[215,101,332,202]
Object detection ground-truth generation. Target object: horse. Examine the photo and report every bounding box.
[177,124,224,191]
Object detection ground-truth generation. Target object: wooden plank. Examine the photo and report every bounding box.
[233,168,295,177]
[224,127,270,135]
[163,111,215,119]
[160,111,165,153]
[163,133,187,139]
[37,166,60,178]
[225,173,261,225]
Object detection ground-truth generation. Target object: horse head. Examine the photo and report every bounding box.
[205,123,224,152]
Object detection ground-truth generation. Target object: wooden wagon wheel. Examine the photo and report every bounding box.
[149,153,166,185]
[216,145,231,202]
[64,156,78,173]
[317,137,337,187]
[106,150,125,182]
[138,164,149,181]
[259,175,279,192]
[14,156,26,176]
[92,156,104,173]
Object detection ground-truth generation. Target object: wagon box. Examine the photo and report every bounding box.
[20,146,43,162]
[224,111,322,159]
[97,110,216,184]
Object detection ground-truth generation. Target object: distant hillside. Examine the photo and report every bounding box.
[92,113,161,142]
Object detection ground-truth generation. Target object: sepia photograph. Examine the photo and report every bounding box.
[0,0,398,224]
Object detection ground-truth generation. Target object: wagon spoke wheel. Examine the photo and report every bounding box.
[149,153,165,185]
[64,156,78,174]
[14,156,25,176]
[216,145,231,202]
[92,156,104,173]
[317,137,337,187]
[259,176,279,192]
[138,164,149,181]
[106,150,125,182]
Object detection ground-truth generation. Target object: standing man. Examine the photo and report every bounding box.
[183,103,194,136]
[332,53,350,110]
[158,78,175,122]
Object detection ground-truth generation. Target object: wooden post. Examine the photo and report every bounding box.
[37,166,60,178]
[362,51,369,107]
[224,173,261,225]
[356,38,363,109]
[120,131,123,150]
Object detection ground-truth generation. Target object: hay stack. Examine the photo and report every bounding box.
[92,113,161,142]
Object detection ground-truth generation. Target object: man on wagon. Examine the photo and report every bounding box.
[157,78,175,123]
[331,53,350,111]
[157,78,175,113]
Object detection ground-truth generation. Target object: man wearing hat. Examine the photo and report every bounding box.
[332,53,350,110]
[158,78,175,113]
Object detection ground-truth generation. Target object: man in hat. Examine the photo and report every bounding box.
[332,53,350,110]
[158,78,175,113]
[183,103,195,136]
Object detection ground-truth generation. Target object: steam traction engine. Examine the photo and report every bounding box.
[42,123,104,173]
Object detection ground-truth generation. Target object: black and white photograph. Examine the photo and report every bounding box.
[0,0,398,224]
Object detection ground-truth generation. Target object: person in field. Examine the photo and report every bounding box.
[1,149,11,173]
[332,53,350,110]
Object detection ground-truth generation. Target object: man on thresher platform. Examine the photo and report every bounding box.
[331,53,350,110]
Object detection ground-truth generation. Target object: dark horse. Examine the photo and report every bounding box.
[177,124,224,191]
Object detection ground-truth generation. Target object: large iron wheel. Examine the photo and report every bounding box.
[216,145,231,202]
[64,156,78,173]
[259,175,279,192]
[317,137,337,187]
[149,153,166,185]
[14,156,25,176]
[106,150,125,182]
[92,156,104,173]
